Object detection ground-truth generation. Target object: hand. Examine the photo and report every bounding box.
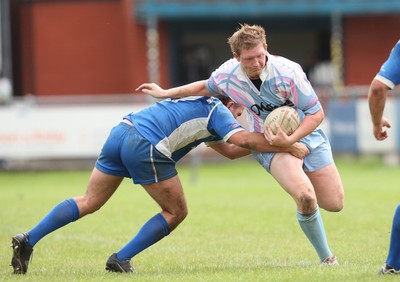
[263,123,294,147]
[288,142,309,159]
[373,116,391,141]
[136,83,166,98]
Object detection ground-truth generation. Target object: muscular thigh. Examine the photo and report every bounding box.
[270,153,314,200]
[74,168,124,217]
[306,163,344,211]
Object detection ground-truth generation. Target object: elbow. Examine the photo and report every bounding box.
[318,107,325,121]
[227,155,239,160]
[369,79,388,98]
[314,108,324,126]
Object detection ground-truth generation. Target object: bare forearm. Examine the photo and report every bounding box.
[368,80,387,125]
[137,80,211,98]
[210,143,251,159]
[289,109,323,143]
[247,137,294,153]
[166,80,211,98]
[232,132,294,153]
[218,131,308,159]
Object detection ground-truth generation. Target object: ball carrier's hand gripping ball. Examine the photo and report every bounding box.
[263,106,300,136]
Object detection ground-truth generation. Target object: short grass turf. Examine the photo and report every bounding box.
[0,156,399,281]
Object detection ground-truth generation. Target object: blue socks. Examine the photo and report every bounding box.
[297,208,332,262]
[27,198,79,247]
[386,204,400,269]
[23,199,336,264]
[116,213,170,261]
[24,199,170,262]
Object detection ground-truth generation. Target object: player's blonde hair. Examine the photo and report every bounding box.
[227,24,267,56]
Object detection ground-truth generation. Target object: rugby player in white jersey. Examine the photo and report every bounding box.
[138,23,344,266]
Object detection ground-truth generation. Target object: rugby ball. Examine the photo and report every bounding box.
[263,106,300,136]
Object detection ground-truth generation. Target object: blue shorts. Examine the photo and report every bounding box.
[252,129,333,173]
[96,122,177,185]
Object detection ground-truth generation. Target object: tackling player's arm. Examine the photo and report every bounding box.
[209,131,309,160]
[209,143,251,160]
[136,80,211,99]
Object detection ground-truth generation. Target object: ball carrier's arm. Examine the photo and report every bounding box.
[136,80,211,99]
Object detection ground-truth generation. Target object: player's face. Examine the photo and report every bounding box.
[235,43,267,79]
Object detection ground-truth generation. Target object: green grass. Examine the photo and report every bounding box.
[0,156,399,281]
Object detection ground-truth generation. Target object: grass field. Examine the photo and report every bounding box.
[0,156,399,281]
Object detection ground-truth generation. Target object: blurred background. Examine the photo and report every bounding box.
[0,0,399,170]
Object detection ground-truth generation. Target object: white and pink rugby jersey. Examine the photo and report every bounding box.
[206,53,322,133]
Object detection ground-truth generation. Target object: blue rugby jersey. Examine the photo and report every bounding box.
[123,96,244,162]
[375,40,400,89]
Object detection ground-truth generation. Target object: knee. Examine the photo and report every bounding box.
[321,194,344,212]
[175,205,188,224]
[298,191,318,214]
[85,204,102,215]
[324,204,343,213]
[330,199,344,212]
[166,205,188,231]
[74,195,102,217]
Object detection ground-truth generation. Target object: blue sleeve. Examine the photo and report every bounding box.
[377,40,400,86]
[208,103,244,142]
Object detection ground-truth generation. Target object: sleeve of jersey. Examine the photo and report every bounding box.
[208,104,244,143]
[375,41,400,89]
[205,68,226,96]
[292,64,322,115]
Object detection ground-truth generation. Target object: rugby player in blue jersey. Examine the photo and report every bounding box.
[368,40,400,275]
[138,24,344,266]
[10,95,309,274]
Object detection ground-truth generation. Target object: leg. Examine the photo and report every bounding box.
[270,153,317,214]
[27,168,123,246]
[73,167,124,217]
[306,163,344,212]
[385,204,400,270]
[270,153,334,263]
[111,175,187,264]
[11,168,123,274]
[143,175,188,231]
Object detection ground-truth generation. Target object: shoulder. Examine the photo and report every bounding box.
[213,58,240,74]
[158,96,215,112]
[268,53,304,77]
[269,54,301,69]
[207,59,242,93]
[393,40,400,54]
[386,40,400,62]
[375,40,400,88]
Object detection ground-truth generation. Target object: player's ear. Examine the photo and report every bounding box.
[233,52,240,61]
[226,101,235,109]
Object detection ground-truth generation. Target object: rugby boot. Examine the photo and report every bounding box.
[105,253,135,273]
[321,255,339,266]
[379,263,400,275]
[10,233,33,274]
